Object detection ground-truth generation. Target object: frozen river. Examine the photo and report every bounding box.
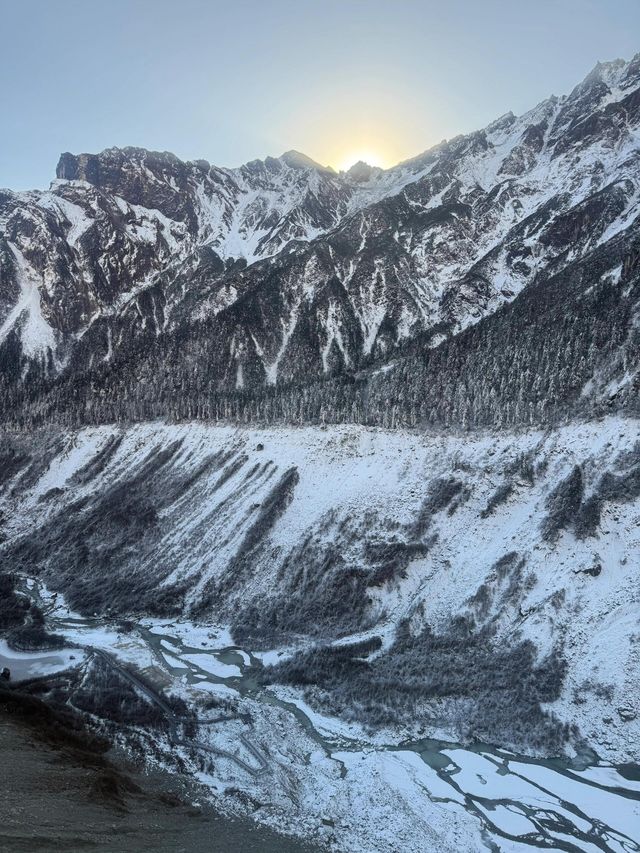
[9,579,640,853]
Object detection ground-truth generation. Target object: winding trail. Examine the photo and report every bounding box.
[90,647,269,777]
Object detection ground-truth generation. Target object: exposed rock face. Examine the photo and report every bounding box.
[0,55,639,426]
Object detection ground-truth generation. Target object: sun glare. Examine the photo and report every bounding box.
[337,151,385,172]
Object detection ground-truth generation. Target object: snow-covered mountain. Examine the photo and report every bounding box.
[1,54,639,423]
[0,147,353,357]
[2,54,640,853]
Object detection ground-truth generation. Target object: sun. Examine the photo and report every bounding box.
[337,150,385,172]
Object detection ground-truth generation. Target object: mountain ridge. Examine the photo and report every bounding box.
[0,52,639,428]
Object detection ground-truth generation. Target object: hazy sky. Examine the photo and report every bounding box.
[2,0,639,189]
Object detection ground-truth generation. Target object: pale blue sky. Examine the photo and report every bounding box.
[2,0,639,189]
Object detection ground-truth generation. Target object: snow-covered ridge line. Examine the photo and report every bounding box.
[0,51,638,432]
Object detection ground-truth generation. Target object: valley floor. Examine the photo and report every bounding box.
[2,580,639,853]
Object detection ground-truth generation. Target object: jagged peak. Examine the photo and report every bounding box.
[279,150,336,174]
[345,160,381,182]
[55,146,191,183]
[485,111,517,135]
[570,53,639,100]
[588,56,627,83]
[236,150,336,178]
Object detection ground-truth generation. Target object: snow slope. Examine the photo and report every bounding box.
[2,416,639,764]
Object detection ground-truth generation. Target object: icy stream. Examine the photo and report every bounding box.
[12,578,640,853]
[138,625,640,852]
